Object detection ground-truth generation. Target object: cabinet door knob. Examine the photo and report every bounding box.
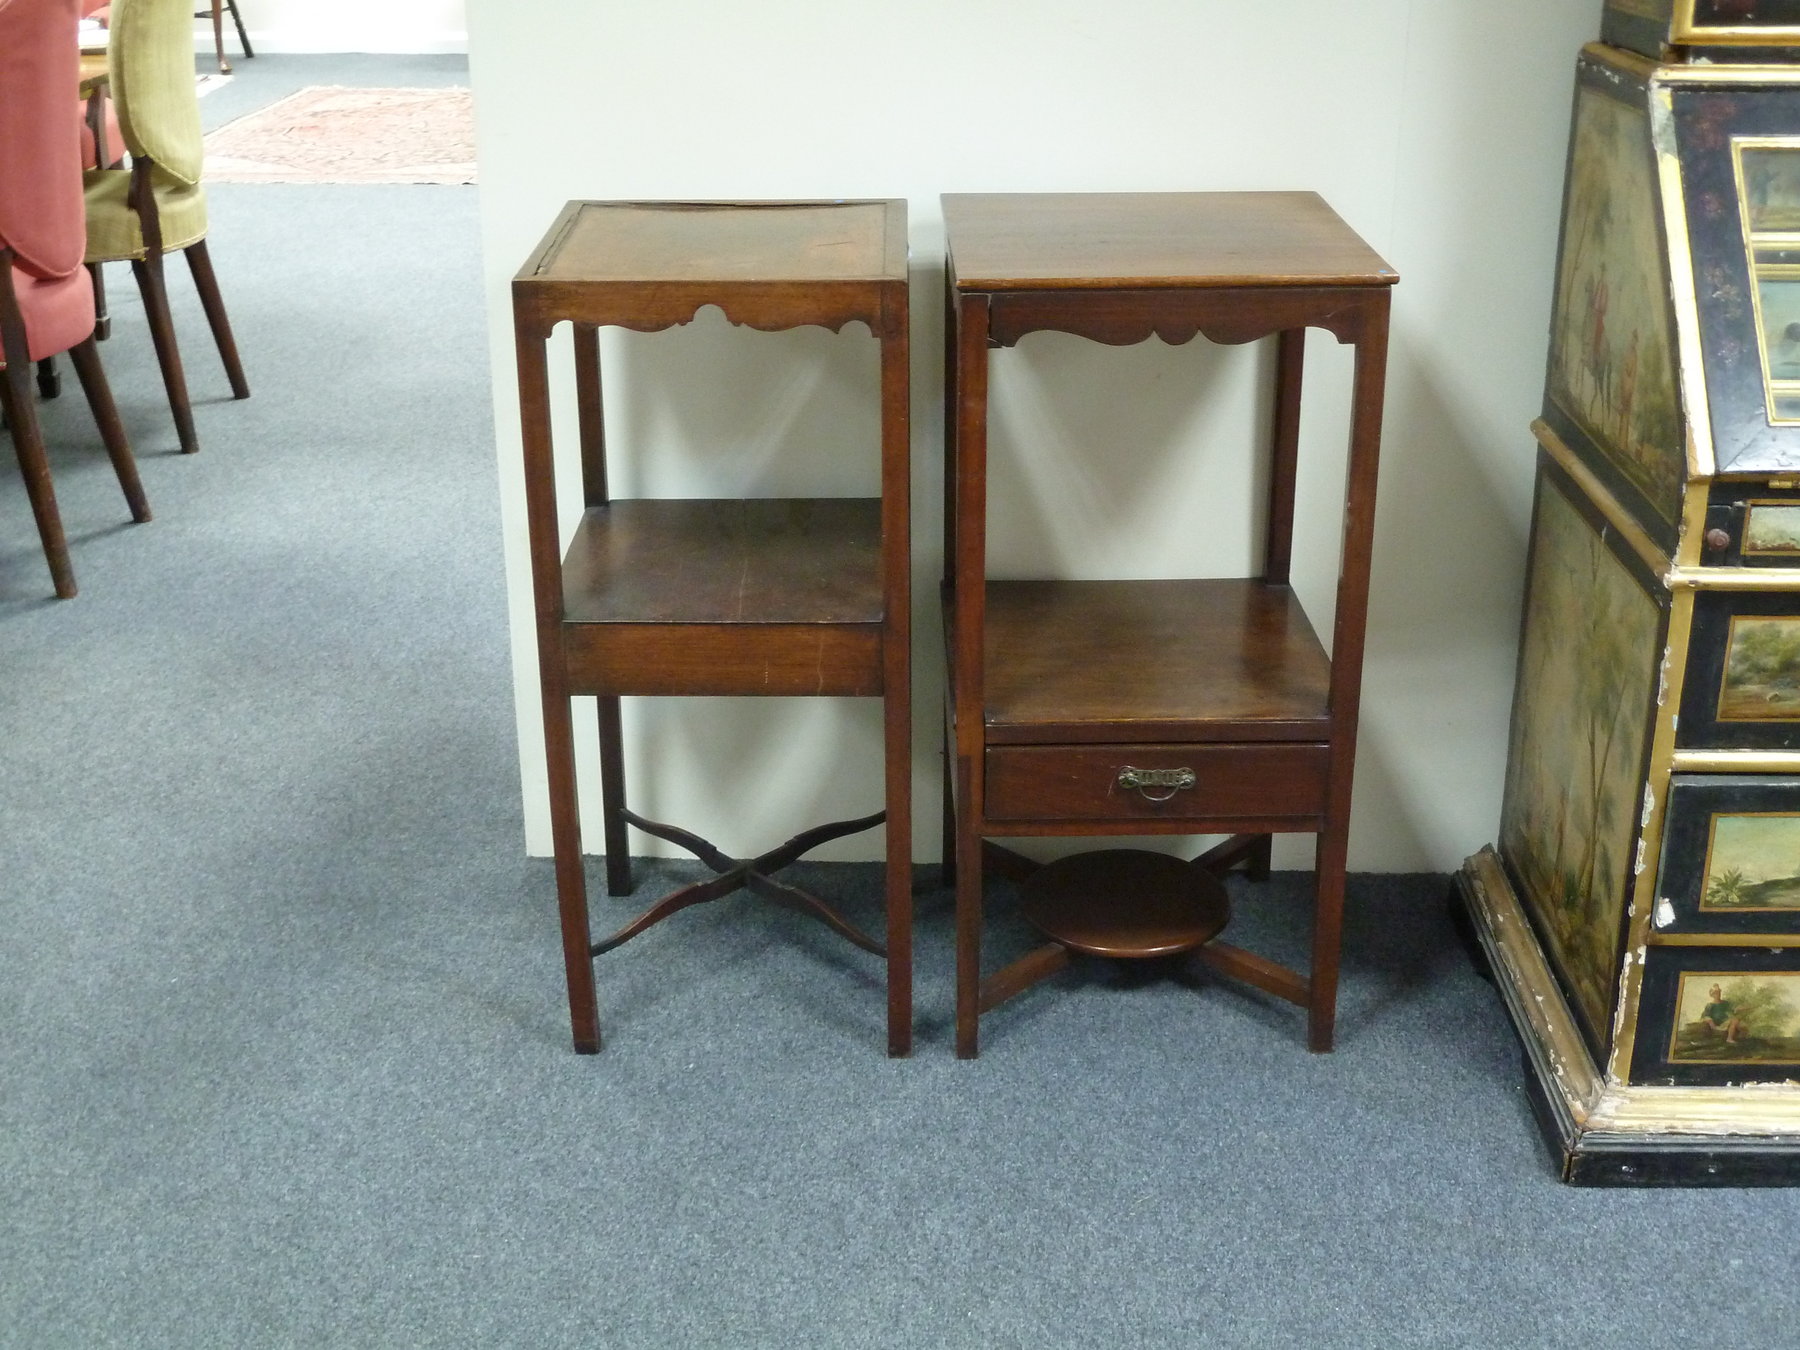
[1117,766,1196,802]
[1705,528,1732,552]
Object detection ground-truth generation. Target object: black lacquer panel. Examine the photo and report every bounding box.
[1674,81,1800,473]
[1656,775,1800,932]
[1633,945,1800,1084]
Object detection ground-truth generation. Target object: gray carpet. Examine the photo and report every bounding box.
[4,54,1798,1350]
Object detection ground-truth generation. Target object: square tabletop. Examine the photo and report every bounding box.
[519,199,907,288]
[942,192,1396,291]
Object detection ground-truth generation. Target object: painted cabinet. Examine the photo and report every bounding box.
[1460,28,1800,1182]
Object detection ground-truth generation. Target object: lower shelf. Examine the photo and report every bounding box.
[1018,848,1230,957]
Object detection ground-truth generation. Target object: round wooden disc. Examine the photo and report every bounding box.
[1018,849,1230,958]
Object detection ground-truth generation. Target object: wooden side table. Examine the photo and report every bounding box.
[512,200,912,1056]
[941,192,1396,1057]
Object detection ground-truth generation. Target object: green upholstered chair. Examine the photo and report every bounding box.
[85,0,248,456]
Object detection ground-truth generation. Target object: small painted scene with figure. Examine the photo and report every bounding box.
[1669,972,1800,1063]
[1720,615,1800,718]
[1548,78,1685,525]
[1702,811,1800,908]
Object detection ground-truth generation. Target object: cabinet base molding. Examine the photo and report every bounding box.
[1456,849,1800,1186]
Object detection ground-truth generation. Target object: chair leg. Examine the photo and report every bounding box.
[184,242,249,400]
[0,362,76,598]
[67,337,150,524]
[130,254,199,454]
[211,0,229,73]
[227,0,253,58]
[35,357,59,400]
[89,263,110,341]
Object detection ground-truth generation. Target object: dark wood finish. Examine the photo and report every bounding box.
[185,241,250,400]
[562,623,882,698]
[562,499,883,625]
[940,193,1398,291]
[513,200,912,1056]
[984,742,1330,824]
[943,192,1395,1057]
[1019,849,1229,958]
[1190,941,1311,1006]
[67,336,149,526]
[983,579,1332,744]
[109,156,250,455]
[1193,832,1274,879]
[980,839,1043,885]
[1,250,147,599]
[1265,329,1305,584]
[978,942,1072,1015]
[515,199,907,333]
[591,808,889,957]
[131,253,196,455]
[985,288,1385,350]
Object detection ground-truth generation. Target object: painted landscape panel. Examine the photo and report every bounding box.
[1744,502,1800,554]
[1720,615,1800,719]
[1702,812,1800,908]
[1547,83,1685,526]
[1669,971,1800,1065]
[1501,477,1661,1043]
[1741,145,1800,234]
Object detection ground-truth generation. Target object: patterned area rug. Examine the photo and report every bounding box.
[203,86,476,185]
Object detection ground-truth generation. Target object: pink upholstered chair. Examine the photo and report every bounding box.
[1,0,149,598]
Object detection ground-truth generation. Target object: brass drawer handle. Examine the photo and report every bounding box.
[1117,766,1196,803]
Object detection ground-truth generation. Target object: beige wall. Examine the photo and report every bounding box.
[222,0,466,53]
[468,0,1604,870]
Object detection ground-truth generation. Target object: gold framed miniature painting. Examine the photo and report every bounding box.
[1655,775,1800,930]
[1676,0,1800,45]
[1633,948,1800,1083]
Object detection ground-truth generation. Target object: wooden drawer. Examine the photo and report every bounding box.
[1678,592,1800,751]
[1653,775,1800,937]
[983,742,1330,825]
[1630,946,1800,1087]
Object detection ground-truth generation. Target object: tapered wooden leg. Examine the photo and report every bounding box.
[67,337,149,523]
[89,264,110,340]
[131,255,199,454]
[884,642,913,1058]
[0,366,75,598]
[954,756,983,1059]
[1308,821,1349,1052]
[596,695,632,897]
[35,357,59,400]
[211,0,229,72]
[184,242,249,400]
[544,682,601,1053]
[227,0,253,57]
[1248,835,1272,881]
